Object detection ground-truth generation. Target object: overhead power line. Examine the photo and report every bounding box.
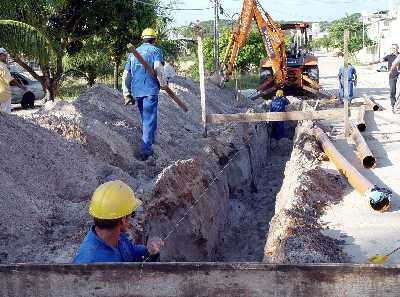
[132,0,213,11]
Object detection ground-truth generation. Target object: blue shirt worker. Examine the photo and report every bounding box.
[269,90,290,140]
[337,52,357,103]
[73,180,163,264]
[123,28,166,161]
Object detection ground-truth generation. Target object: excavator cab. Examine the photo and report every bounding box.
[260,22,319,97]
[220,0,321,99]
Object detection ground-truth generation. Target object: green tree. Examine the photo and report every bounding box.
[0,0,124,100]
[99,0,159,90]
[327,13,373,53]
[64,37,112,87]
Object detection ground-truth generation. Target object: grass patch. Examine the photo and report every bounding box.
[225,73,260,90]
[58,76,116,101]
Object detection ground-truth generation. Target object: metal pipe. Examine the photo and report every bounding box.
[364,96,383,111]
[349,121,376,169]
[314,127,391,212]
[355,106,366,132]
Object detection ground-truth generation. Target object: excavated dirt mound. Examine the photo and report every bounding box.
[2,76,272,263]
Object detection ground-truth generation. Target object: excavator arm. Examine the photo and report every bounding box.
[221,0,287,87]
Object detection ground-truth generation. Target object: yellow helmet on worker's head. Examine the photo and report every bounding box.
[276,90,284,97]
[89,180,142,220]
[142,28,157,39]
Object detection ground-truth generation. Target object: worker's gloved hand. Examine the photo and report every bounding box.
[124,94,135,106]
[353,80,357,87]
[146,237,164,255]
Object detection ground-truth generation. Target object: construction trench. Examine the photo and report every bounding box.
[1,77,399,296]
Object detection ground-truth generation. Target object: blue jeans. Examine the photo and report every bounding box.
[339,80,354,103]
[136,95,158,156]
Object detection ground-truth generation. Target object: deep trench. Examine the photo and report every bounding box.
[216,122,296,262]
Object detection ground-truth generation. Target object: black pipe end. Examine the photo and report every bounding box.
[363,156,376,169]
[357,123,366,132]
[370,197,390,212]
[373,105,379,111]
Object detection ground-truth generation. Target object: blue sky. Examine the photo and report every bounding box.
[167,0,393,26]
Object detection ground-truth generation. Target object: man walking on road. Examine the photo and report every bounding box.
[389,46,400,112]
[122,28,166,161]
[0,48,26,113]
[337,52,357,104]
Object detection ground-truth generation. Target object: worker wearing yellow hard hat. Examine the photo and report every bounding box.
[269,89,290,140]
[122,27,166,161]
[73,180,163,263]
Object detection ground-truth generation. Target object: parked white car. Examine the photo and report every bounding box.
[11,71,45,109]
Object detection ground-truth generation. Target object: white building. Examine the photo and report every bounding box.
[358,2,400,62]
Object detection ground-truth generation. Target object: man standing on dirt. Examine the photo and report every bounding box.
[73,180,163,264]
[0,48,26,113]
[122,28,166,161]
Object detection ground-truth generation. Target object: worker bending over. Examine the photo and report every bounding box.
[122,28,166,161]
[269,90,290,140]
[73,180,163,264]
[337,52,357,104]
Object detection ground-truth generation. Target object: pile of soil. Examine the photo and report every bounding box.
[1,77,263,263]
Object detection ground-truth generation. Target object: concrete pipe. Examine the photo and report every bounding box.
[364,96,383,111]
[314,127,391,212]
[355,106,366,132]
[349,122,376,169]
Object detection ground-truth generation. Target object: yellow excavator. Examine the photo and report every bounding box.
[219,0,321,99]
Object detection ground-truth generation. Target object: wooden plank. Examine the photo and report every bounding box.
[344,30,350,137]
[197,29,207,137]
[206,109,345,124]
[302,85,318,95]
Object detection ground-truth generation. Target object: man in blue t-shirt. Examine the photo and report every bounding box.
[122,28,165,161]
[269,90,290,140]
[73,180,163,264]
[337,52,357,104]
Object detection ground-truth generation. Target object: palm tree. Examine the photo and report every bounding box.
[0,0,115,101]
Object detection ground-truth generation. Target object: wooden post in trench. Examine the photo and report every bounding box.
[197,26,207,137]
[343,30,350,137]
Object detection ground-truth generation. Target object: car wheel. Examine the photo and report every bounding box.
[21,92,35,109]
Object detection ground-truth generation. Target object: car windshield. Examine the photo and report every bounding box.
[11,73,29,85]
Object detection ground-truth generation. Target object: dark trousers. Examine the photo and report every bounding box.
[389,78,398,108]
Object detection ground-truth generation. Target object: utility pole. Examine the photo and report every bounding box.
[213,0,220,72]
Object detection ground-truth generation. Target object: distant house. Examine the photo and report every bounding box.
[358,3,400,62]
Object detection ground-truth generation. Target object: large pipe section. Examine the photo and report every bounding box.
[364,96,383,111]
[349,121,376,169]
[314,127,391,212]
[355,106,366,132]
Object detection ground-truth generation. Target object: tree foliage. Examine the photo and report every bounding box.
[310,14,374,53]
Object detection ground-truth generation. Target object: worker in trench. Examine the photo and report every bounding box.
[122,28,166,161]
[269,90,290,140]
[73,180,163,264]
[337,52,357,104]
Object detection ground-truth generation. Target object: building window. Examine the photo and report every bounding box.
[384,20,390,27]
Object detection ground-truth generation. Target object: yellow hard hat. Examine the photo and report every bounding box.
[142,28,157,39]
[89,180,142,220]
[276,90,284,97]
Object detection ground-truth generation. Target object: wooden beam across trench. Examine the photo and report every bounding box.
[206,108,345,124]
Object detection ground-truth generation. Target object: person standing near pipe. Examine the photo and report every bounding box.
[122,28,166,161]
[337,52,357,104]
[371,44,399,113]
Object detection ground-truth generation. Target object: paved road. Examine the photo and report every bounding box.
[318,54,400,264]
